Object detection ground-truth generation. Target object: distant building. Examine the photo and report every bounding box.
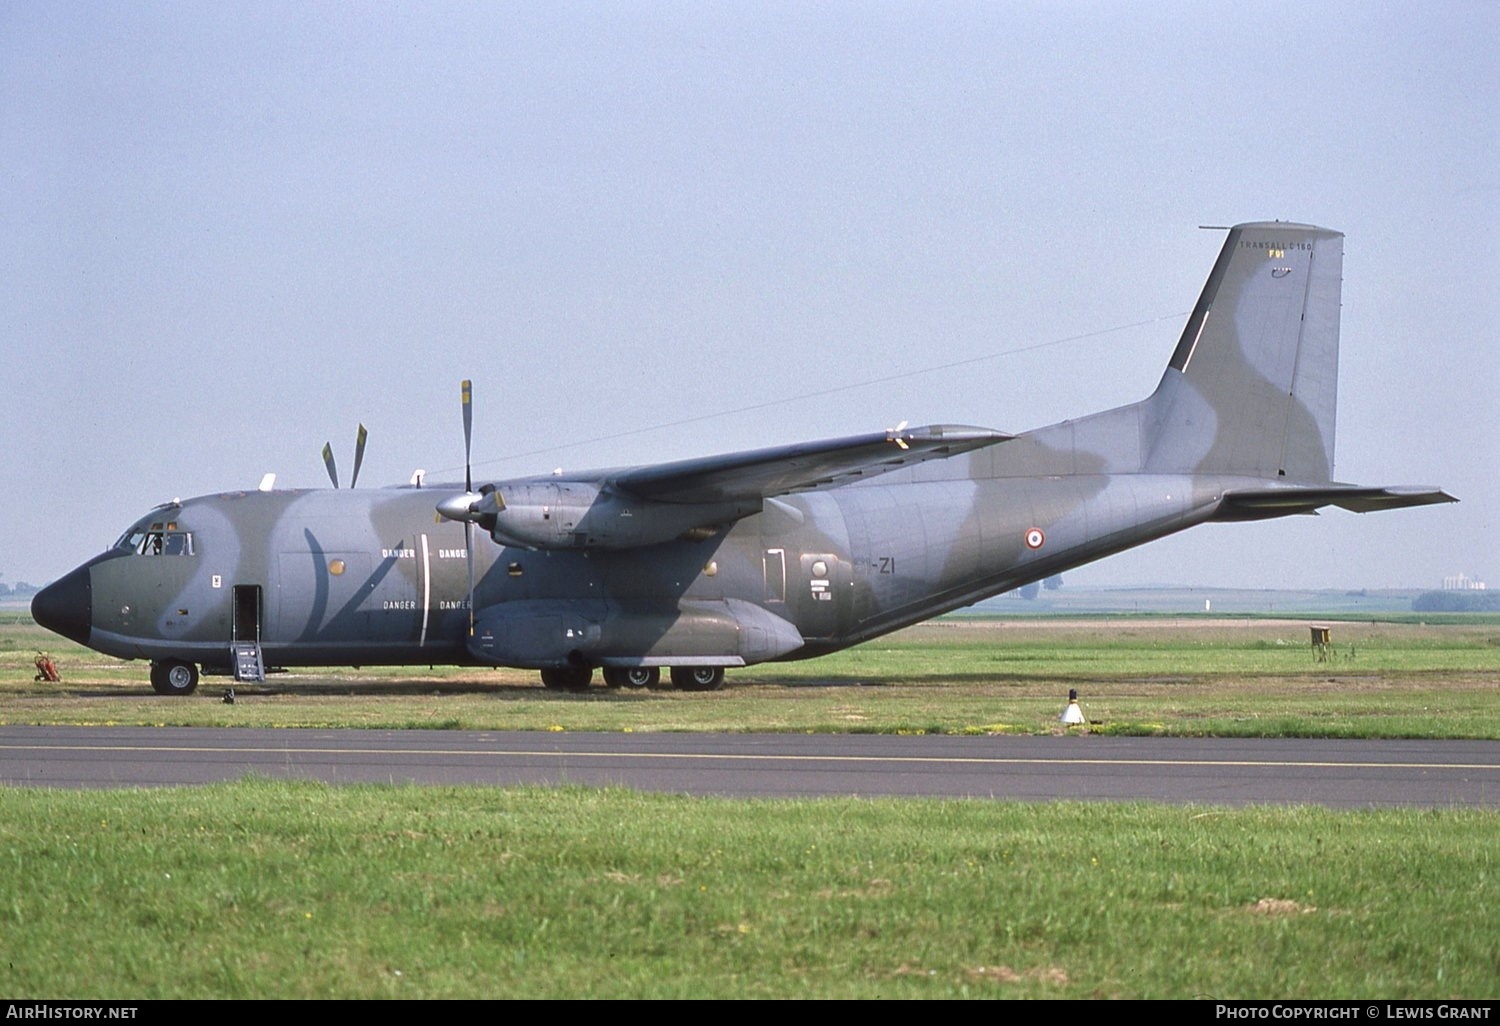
[1442,573,1487,591]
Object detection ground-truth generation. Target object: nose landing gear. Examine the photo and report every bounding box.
[150,659,200,696]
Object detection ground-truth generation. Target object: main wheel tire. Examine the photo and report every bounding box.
[150,659,199,696]
[540,666,593,691]
[670,666,725,692]
[603,666,660,689]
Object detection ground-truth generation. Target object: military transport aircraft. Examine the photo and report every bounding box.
[32,222,1455,694]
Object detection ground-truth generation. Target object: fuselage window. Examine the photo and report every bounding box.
[764,548,786,603]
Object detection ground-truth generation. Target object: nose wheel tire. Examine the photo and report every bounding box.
[150,659,200,696]
[670,666,726,691]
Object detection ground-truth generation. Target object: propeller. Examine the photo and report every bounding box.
[435,382,485,523]
[461,381,474,634]
[322,424,369,488]
[433,381,481,635]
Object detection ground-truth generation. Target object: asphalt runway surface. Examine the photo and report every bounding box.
[1,726,1497,808]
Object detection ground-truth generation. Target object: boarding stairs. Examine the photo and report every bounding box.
[232,641,266,682]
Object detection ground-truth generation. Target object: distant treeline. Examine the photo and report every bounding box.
[1412,591,1500,613]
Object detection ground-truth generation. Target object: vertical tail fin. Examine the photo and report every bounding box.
[1143,222,1343,482]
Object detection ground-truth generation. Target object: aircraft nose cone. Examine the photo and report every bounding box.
[31,565,92,645]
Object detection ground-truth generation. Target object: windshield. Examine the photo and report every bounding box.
[113,511,194,557]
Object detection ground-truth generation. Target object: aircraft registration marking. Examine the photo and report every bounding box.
[1238,239,1311,253]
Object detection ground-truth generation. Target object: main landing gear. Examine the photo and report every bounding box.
[602,666,660,689]
[539,666,726,692]
[539,666,594,691]
[669,666,725,691]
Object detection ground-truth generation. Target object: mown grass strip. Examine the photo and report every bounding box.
[0,781,1494,999]
[5,618,1500,737]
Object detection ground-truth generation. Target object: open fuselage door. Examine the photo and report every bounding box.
[232,584,265,682]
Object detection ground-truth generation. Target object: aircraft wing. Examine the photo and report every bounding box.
[609,424,1011,504]
[1216,484,1458,520]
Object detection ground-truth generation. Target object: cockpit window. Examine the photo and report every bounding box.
[115,520,194,557]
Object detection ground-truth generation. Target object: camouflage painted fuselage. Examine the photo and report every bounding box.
[70,468,1226,670]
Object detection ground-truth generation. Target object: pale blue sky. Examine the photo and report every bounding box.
[4,1,1495,590]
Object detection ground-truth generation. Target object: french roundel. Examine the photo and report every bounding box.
[1024,527,1045,549]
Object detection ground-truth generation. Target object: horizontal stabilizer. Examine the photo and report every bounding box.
[612,425,1010,504]
[1216,484,1457,521]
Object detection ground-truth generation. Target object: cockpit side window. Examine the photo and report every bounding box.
[114,520,194,557]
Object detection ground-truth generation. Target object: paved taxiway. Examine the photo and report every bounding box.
[1,727,1496,807]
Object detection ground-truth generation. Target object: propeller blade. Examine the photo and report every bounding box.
[460,380,476,635]
[461,379,473,494]
[350,424,368,489]
[465,521,475,637]
[437,381,485,523]
[321,443,339,489]
[476,488,506,515]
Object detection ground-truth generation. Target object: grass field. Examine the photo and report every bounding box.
[2,611,1497,998]
[0,782,1494,999]
[5,613,1499,738]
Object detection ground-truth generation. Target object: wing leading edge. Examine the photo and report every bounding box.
[445,424,1011,551]
[608,424,1011,504]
